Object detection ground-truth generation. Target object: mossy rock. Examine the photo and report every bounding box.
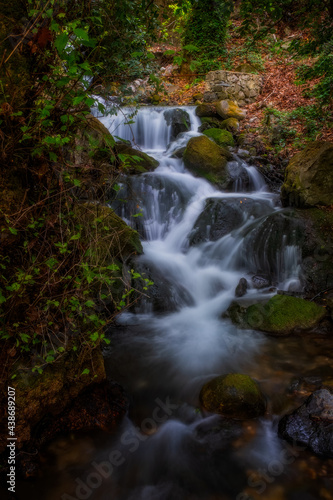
[221,118,240,134]
[203,128,235,147]
[281,142,333,208]
[183,135,232,186]
[227,295,326,336]
[115,143,159,174]
[216,100,246,121]
[75,203,143,261]
[195,104,219,118]
[200,374,266,419]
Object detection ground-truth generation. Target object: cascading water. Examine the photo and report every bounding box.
[21,106,330,500]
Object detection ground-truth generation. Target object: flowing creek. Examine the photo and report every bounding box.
[19,107,333,500]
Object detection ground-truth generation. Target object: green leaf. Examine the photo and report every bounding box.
[73,28,89,41]
[81,368,90,375]
[84,300,95,308]
[55,33,69,53]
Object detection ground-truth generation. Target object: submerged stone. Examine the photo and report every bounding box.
[200,374,266,419]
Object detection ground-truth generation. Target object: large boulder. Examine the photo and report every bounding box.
[164,108,191,141]
[183,135,232,187]
[199,374,266,419]
[203,128,234,147]
[226,295,326,336]
[279,389,333,458]
[281,142,333,208]
[216,100,246,121]
[189,197,272,245]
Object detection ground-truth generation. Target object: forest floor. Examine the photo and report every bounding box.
[152,23,333,159]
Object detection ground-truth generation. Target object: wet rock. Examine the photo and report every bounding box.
[226,295,326,336]
[199,374,267,419]
[235,278,248,297]
[239,210,303,282]
[216,100,246,121]
[183,135,232,187]
[189,197,271,245]
[281,142,333,208]
[132,262,194,314]
[203,128,234,147]
[279,388,333,458]
[251,275,270,289]
[170,147,186,159]
[164,108,191,141]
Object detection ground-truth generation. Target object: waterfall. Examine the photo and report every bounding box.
[45,105,304,500]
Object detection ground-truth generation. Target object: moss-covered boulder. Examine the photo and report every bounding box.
[216,100,246,121]
[183,135,232,186]
[75,203,143,260]
[281,142,333,208]
[115,143,159,174]
[221,118,240,134]
[195,104,219,118]
[227,295,326,336]
[203,128,235,147]
[199,374,266,419]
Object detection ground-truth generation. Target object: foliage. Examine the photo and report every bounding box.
[239,0,333,106]
[0,0,151,379]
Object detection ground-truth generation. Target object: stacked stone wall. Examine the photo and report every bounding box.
[204,70,262,106]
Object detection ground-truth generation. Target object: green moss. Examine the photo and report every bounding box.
[245,295,326,334]
[183,135,232,187]
[221,118,240,134]
[199,373,266,419]
[203,128,235,147]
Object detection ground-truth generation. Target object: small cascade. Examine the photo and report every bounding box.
[30,105,309,500]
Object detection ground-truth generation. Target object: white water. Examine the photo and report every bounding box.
[97,106,302,499]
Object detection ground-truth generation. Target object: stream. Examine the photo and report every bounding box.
[18,107,333,500]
